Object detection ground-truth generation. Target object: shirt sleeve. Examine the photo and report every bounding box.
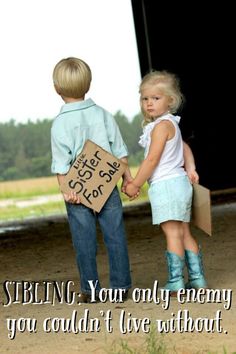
[104,114,129,158]
[51,128,72,174]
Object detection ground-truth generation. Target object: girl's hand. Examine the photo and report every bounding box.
[186,169,199,184]
[63,191,80,204]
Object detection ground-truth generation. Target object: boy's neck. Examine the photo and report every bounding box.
[62,96,85,104]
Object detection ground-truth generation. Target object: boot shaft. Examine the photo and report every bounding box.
[185,247,207,289]
[164,251,185,292]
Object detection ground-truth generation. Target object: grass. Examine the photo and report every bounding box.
[0,176,59,199]
[0,201,66,222]
[106,328,234,354]
[0,169,149,222]
[106,325,168,354]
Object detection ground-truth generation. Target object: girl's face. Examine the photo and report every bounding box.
[140,85,172,119]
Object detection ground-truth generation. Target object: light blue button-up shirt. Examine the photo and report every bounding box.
[51,98,128,174]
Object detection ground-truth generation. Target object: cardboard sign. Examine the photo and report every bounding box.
[60,140,127,212]
[192,183,212,236]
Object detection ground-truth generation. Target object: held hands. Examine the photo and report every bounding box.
[121,166,140,200]
[121,179,140,201]
[125,181,140,200]
[121,175,140,200]
[121,175,132,194]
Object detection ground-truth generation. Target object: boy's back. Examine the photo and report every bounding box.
[50,57,132,302]
[51,98,128,175]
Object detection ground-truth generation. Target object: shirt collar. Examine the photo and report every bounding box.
[59,98,96,114]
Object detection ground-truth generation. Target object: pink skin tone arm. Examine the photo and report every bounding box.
[183,142,199,184]
[126,126,199,198]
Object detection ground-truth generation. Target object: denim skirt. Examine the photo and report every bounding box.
[148,175,193,225]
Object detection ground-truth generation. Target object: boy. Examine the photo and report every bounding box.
[51,57,132,302]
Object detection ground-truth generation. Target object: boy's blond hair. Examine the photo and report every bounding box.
[139,70,185,124]
[53,57,92,98]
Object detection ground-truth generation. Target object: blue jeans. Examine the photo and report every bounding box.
[65,187,131,294]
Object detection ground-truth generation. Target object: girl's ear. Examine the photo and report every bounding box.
[168,96,175,109]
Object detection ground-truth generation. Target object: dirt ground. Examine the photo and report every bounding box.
[0,199,236,354]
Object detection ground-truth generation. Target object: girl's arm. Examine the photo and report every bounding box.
[183,142,199,184]
[126,121,171,196]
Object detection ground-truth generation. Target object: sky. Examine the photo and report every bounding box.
[0,0,141,123]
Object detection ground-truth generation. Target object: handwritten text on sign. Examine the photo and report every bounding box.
[60,140,127,212]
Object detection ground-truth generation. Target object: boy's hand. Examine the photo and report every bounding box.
[63,191,81,204]
[57,174,80,203]
[125,181,140,200]
[121,176,133,193]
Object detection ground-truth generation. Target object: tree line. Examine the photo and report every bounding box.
[0,112,144,181]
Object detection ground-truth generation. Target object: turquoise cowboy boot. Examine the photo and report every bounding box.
[164,251,185,294]
[185,247,207,289]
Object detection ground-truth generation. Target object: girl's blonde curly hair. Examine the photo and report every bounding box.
[139,70,185,125]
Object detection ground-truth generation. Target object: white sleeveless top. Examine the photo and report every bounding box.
[139,113,186,184]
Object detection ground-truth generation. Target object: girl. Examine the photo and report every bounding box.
[126,70,207,294]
